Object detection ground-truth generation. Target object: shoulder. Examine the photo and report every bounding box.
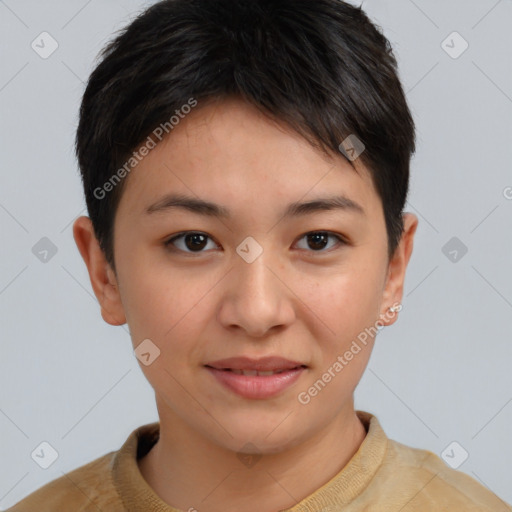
[377,437,511,511]
[5,451,124,512]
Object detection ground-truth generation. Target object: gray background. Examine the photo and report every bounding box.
[1,0,511,508]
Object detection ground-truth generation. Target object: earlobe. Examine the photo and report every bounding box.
[72,216,127,326]
[378,212,419,328]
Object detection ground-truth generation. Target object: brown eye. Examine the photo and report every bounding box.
[295,231,346,253]
[165,232,217,253]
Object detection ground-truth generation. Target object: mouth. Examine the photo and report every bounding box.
[205,366,307,376]
[203,356,308,399]
[204,355,308,373]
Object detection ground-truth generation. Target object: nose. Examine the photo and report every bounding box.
[216,247,295,338]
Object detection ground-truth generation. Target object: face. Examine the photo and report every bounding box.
[74,98,417,454]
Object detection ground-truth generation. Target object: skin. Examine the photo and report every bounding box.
[73,97,418,512]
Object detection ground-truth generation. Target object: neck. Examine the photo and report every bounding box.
[138,399,367,512]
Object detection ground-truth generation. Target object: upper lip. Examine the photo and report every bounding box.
[205,356,307,372]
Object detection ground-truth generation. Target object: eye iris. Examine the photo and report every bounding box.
[185,233,208,251]
[308,232,328,251]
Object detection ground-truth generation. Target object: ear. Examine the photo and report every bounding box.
[72,216,126,326]
[378,212,418,327]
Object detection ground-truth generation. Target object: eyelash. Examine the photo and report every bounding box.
[163,231,348,256]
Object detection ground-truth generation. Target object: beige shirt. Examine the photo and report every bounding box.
[7,411,511,511]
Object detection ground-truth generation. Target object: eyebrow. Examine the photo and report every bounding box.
[145,193,365,219]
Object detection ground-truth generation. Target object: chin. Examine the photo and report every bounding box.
[213,416,308,454]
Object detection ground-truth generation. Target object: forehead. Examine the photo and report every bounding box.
[116,98,380,221]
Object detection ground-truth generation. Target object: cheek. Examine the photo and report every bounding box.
[119,276,170,341]
[119,264,215,366]
[298,273,379,406]
[117,251,189,331]
[301,265,383,341]
[122,271,205,393]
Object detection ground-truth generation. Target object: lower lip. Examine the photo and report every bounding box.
[205,367,306,399]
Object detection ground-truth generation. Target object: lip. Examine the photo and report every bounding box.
[204,356,307,400]
[205,366,306,399]
[205,356,306,372]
